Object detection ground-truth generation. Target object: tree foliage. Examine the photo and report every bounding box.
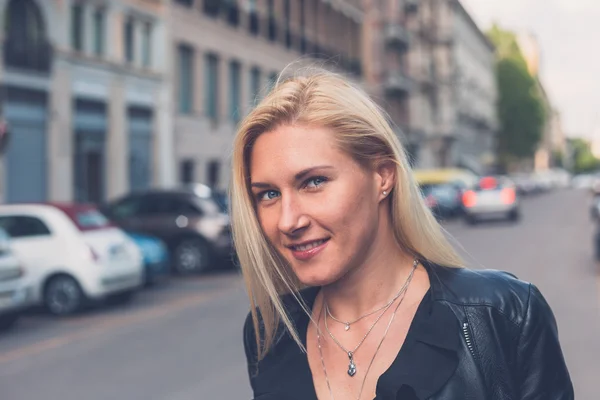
[487,26,546,168]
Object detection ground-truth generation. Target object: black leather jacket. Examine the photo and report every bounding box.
[243,262,574,399]
[422,262,573,399]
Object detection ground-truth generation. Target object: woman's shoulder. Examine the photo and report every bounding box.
[427,262,540,326]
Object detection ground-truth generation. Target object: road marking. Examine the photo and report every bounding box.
[0,281,242,365]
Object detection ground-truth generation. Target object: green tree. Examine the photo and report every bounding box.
[569,138,600,173]
[487,26,546,169]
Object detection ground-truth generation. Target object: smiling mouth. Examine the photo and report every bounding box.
[288,239,329,251]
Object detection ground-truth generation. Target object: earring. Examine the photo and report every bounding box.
[383,191,387,195]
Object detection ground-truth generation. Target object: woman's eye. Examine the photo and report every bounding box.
[259,190,280,201]
[305,176,327,189]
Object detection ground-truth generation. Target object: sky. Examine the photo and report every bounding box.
[460,0,600,140]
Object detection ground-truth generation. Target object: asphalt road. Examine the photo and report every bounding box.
[0,188,598,400]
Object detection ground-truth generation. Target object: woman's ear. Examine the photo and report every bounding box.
[375,160,396,198]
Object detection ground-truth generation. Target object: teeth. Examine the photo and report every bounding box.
[293,239,326,251]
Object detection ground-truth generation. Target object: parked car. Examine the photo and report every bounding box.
[414,168,479,219]
[127,232,170,286]
[0,227,32,330]
[0,203,143,316]
[101,189,232,275]
[461,176,520,224]
[420,183,464,219]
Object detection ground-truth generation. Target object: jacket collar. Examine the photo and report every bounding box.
[283,263,461,400]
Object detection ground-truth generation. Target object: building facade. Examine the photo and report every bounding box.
[0,0,173,204]
[169,0,363,190]
[405,0,496,173]
[450,0,496,174]
[362,0,416,161]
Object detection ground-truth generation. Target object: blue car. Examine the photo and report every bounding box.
[127,232,170,285]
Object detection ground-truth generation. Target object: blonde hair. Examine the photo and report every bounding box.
[230,68,463,361]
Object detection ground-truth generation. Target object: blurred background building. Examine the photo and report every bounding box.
[0,0,174,204]
[406,0,496,173]
[170,0,362,191]
[0,0,501,203]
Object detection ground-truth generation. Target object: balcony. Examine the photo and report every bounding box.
[384,22,410,50]
[384,69,412,96]
[3,38,52,73]
[405,0,419,13]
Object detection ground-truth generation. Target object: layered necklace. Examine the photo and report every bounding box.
[316,259,418,400]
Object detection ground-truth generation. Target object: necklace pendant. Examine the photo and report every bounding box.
[348,359,357,377]
[347,352,357,377]
[344,323,350,331]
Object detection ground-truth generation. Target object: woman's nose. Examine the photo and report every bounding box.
[278,194,310,235]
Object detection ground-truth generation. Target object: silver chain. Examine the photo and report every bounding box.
[315,259,418,400]
[324,259,417,361]
[325,258,418,330]
[326,291,400,331]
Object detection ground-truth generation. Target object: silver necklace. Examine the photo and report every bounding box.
[326,258,419,332]
[323,260,417,378]
[316,270,414,400]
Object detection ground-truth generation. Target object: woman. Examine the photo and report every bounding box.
[231,70,573,399]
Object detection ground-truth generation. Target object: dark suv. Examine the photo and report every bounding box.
[101,189,232,274]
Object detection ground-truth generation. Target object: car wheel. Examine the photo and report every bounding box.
[44,275,84,316]
[466,215,478,225]
[509,209,520,222]
[0,313,19,331]
[173,238,211,275]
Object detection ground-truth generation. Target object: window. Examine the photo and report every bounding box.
[93,8,105,56]
[108,196,144,219]
[229,61,241,123]
[141,195,201,216]
[180,160,195,184]
[268,71,278,91]
[124,17,135,63]
[205,53,220,121]
[0,216,51,238]
[178,44,194,114]
[71,3,84,51]
[284,0,291,48]
[142,22,152,68]
[207,160,221,188]
[267,0,277,41]
[250,66,261,104]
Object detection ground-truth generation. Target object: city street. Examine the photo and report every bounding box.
[1,189,599,400]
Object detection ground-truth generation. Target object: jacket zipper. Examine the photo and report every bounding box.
[462,321,476,358]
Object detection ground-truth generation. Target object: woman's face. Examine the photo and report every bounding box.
[249,125,390,286]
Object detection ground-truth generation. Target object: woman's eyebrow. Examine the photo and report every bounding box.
[250,165,334,189]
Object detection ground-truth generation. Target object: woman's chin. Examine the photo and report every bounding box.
[292,265,345,287]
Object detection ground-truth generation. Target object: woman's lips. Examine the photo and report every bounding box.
[289,239,329,261]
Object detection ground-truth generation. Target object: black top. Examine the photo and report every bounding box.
[245,285,461,400]
[245,262,574,399]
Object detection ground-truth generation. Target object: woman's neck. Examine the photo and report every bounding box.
[321,233,416,323]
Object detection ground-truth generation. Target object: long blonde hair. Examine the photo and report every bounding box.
[230,68,463,361]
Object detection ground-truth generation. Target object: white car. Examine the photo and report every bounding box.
[462,176,520,224]
[0,227,32,329]
[0,203,143,316]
